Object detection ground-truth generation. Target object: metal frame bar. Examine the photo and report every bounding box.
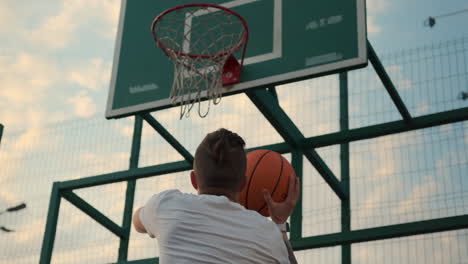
[0,124,3,148]
[291,214,468,250]
[290,150,303,240]
[339,72,351,264]
[57,161,192,191]
[40,183,62,264]
[246,88,348,200]
[50,107,468,192]
[141,113,194,164]
[118,116,143,261]
[62,191,126,238]
[39,41,468,264]
[367,40,412,122]
[114,257,159,264]
[306,106,468,148]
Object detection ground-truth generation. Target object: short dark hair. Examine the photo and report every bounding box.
[194,128,246,192]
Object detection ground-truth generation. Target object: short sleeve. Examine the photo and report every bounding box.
[139,189,178,238]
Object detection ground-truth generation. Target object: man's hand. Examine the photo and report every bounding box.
[263,173,300,224]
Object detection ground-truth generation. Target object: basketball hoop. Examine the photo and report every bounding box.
[151,3,249,118]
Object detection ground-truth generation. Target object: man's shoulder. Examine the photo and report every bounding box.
[150,190,276,229]
[147,189,181,202]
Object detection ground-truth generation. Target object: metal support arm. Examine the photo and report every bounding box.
[62,191,126,239]
[141,113,194,164]
[246,89,348,200]
[368,40,412,122]
[0,124,3,149]
[292,214,468,251]
[39,183,62,264]
[118,116,143,261]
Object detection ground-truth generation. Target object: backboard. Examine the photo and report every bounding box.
[106,0,367,119]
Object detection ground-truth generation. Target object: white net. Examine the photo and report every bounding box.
[153,5,247,118]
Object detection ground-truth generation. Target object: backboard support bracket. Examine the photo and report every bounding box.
[367,40,412,122]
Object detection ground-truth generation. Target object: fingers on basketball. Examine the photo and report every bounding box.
[263,189,275,207]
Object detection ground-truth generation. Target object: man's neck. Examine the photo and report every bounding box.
[198,188,240,203]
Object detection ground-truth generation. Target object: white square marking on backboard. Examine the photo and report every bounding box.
[183,0,282,65]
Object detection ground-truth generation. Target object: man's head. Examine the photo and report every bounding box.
[191,128,247,198]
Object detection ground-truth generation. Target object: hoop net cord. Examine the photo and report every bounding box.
[152,5,247,118]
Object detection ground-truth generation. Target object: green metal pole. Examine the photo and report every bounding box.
[62,191,126,238]
[0,124,3,149]
[246,89,348,200]
[305,106,468,148]
[118,116,143,261]
[340,72,351,264]
[290,150,303,240]
[367,40,412,122]
[39,183,62,264]
[292,214,468,250]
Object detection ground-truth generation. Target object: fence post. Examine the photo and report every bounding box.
[39,183,62,264]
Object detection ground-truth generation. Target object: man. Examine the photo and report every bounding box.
[133,128,299,263]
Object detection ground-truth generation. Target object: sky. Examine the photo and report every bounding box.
[0,0,468,263]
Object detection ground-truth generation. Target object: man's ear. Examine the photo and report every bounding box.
[190,171,198,190]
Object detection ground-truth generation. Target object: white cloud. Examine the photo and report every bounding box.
[369,138,398,179]
[67,91,97,118]
[28,1,82,49]
[27,0,121,50]
[415,102,430,115]
[0,107,66,134]
[0,3,16,34]
[1,111,61,153]
[0,188,20,204]
[68,58,111,91]
[465,129,468,144]
[115,122,134,138]
[0,52,70,131]
[13,126,48,152]
[374,65,413,90]
[357,179,402,220]
[367,16,381,34]
[51,240,120,264]
[353,231,468,264]
[367,0,390,14]
[439,124,454,133]
[385,65,402,74]
[394,181,439,215]
[397,79,412,90]
[79,151,129,171]
[13,218,45,244]
[0,53,58,104]
[101,0,121,38]
[113,117,163,139]
[366,0,391,36]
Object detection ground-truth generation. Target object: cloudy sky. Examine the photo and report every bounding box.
[0,0,468,263]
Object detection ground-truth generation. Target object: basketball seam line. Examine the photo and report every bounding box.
[245,150,272,209]
[257,155,284,214]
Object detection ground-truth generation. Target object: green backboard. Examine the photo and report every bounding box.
[106,0,367,119]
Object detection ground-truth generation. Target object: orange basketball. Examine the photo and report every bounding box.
[240,149,295,216]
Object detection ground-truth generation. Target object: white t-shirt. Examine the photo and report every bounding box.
[139,189,290,264]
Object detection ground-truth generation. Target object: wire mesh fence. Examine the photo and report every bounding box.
[0,37,467,263]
